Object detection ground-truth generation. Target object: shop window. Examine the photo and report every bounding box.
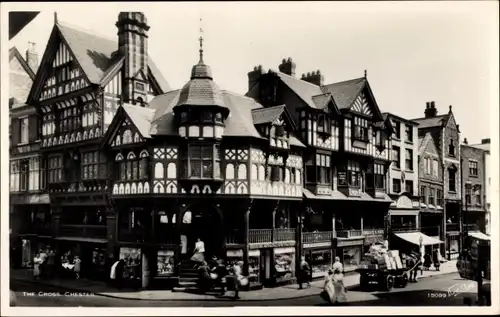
[274,249,295,283]
[342,247,361,272]
[157,250,174,277]
[119,247,142,281]
[307,249,332,279]
[248,253,260,284]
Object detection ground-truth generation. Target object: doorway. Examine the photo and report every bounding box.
[180,203,224,259]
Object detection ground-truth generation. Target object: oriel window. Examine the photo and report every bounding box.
[353,117,368,141]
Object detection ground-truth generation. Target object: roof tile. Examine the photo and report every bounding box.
[322,77,366,109]
[251,105,285,125]
[121,104,156,138]
[412,115,449,129]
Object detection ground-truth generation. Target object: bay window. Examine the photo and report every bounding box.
[82,151,106,180]
[353,117,368,142]
[20,161,29,191]
[59,106,82,133]
[117,151,149,181]
[375,130,385,148]
[316,114,330,134]
[48,155,64,183]
[185,144,221,178]
[338,160,361,187]
[305,154,331,184]
[374,164,385,189]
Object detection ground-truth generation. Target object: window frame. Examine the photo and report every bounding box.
[436,189,443,207]
[405,149,413,171]
[448,139,455,157]
[353,117,368,142]
[404,124,413,142]
[393,121,401,139]
[429,188,435,205]
[448,168,457,192]
[420,186,427,204]
[405,180,414,195]
[316,114,330,134]
[19,116,29,144]
[468,160,478,177]
[185,144,221,179]
[48,155,64,183]
[392,145,401,168]
[374,164,385,189]
[392,178,401,193]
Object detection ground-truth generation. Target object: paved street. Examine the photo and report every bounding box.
[11,273,477,307]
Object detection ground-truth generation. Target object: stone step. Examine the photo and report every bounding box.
[179,277,198,283]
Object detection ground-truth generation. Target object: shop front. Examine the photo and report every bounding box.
[336,238,364,273]
[446,233,460,260]
[54,238,108,280]
[119,246,142,288]
[226,249,262,289]
[304,247,332,279]
[273,247,296,285]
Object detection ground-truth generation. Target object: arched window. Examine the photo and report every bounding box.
[226,163,235,179]
[123,130,132,144]
[182,211,192,224]
[115,153,124,161]
[284,168,291,183]
[295,170,301,185]
[155,162,164,179]
[258,165,265,180]
[251,164,258,180]
[167,162,177,179]
[238,164,247,180]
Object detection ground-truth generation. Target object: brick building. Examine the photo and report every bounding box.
[460,139,489,235]
[382,113,420,235]
[413,101,461,259]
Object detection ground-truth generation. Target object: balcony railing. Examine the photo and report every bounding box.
[465,224,479,231]
[362,229,384,236]
[155,231,177,245]
[249,228,296,244]
[226,229,244,245]
[302,231,333,244]
[336,229,363,238]
[59,224,106,238]
[446,223,459,232]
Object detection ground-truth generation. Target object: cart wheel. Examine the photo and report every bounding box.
[400,273,408,288]
[385,275,394,291]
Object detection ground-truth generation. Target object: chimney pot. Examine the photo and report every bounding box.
[25,42,39,73]
[481,138,491,144]
[464,138,468,145]
[426,102,430,109]
[431,101,435,108]
[278,57,296,76]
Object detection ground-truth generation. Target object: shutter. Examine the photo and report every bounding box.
[11,118,20,146]
[29,114,39,142]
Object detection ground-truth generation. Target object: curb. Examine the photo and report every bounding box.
[12,271,458,302]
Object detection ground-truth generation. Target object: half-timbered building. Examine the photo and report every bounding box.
[24,12,170,281]
[102,38,305,288]
[246,59,394,274]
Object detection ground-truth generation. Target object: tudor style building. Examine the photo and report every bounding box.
[22,12,170,281]
[413,101,461,259]
[103,44,305,289]
[246,60,394,274]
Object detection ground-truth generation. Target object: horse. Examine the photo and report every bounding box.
[405,252,421,282]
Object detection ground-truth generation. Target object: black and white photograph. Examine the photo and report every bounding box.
[1,1,498,315]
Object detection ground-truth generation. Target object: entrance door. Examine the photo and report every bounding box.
[182,204,223,259]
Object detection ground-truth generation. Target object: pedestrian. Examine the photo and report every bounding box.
[297,256,311,290]
[212,258,228,295]
[423,253,431,270]
[331,267,348,305]
[232,261,246,300]
[33,254,42,280]
[433,249,441,271]
[190,238,206,266]
[47,249,56,278]
[197,261,211,293]
[116,259,126,289]
[332,256,343,273]
[74,256,81,279]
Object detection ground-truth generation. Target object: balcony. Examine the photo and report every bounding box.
[249,228,296,244]
[226,229,244,245]
[302,231,333,244]
[59,225,106,238]
[336,229,363,238]
[118,229,147,243]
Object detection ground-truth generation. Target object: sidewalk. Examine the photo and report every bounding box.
[11,260,457,302]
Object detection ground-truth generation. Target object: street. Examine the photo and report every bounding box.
[11,273,477,307]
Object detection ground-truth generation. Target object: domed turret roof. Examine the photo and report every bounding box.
[175,38,226,109]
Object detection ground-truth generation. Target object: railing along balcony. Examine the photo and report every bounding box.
[226,229,244,245]
[155,231,177,245]
[302,231,333,244]
[362,229,384,236]
[336,229,363,238]
[465,224,479,231]
[59,224,106,238]
[446,223,459,232]
[249,228,296,244]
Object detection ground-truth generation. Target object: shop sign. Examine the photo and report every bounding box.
[227,249,243,257]
[337,238,363,247]
[274,247,295,254]
[249,250,260,257]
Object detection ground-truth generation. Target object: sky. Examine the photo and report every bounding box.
[7,1,499,144]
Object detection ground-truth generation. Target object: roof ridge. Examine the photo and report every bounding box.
[57,20,117,43]
[269,69,321,89]
[412,114,449,121]
[221,90,259,102]
[324,76,365,87]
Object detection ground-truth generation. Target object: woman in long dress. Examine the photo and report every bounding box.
[33,254,42,280]
[190,238,205,264]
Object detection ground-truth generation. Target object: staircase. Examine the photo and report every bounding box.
[172,260,199,292]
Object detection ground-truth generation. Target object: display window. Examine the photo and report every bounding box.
[120,247,142,280]
[342,247,361,272]
[92,249,106,267]
[274,247,295,282]
[248,250,260,284]
[307,249,332,278]
[226,249,244,270]
[157,250,174,276]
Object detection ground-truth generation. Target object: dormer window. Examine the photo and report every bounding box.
[353,117,368,142]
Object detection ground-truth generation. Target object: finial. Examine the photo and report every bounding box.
[364,69,367,78]
[449,105,452,112]
[198,18,204,63]
[54,12,58,24]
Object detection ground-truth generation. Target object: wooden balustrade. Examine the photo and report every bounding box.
[226,229,243,245]
[362,229,384,236]
[59,224,106,238]
[302,231,333,244]
[336,229,364,238]
[248,228,296,244]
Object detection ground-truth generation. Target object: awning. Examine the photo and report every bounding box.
[54,236,107,244]
[394,232,444,246]
[468,231,490,241]
[389,209,420,216]
[303,188,392,203]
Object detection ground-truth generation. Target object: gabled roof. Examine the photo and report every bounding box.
[252,105,286,125]
[412,114,449,129]
[469,143,490,152]
[28,21,170,103]
[275,71,325,109]
[311,94,333,110]
[418,132,438,156]
[9,46,36,80]
[148,90,305,147]
[121,104,156,138]
[322,77,366,110]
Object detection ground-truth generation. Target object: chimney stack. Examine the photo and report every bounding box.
[278,57,296,77]
[463,138,468,145]
[248,65,264,91]
[424,101,438,118]
[481,138,491,144]
[25,42,39,73]
[301,70,324,86]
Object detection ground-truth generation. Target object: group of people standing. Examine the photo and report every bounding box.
[423,249,441,271]
[32,247,81,280]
